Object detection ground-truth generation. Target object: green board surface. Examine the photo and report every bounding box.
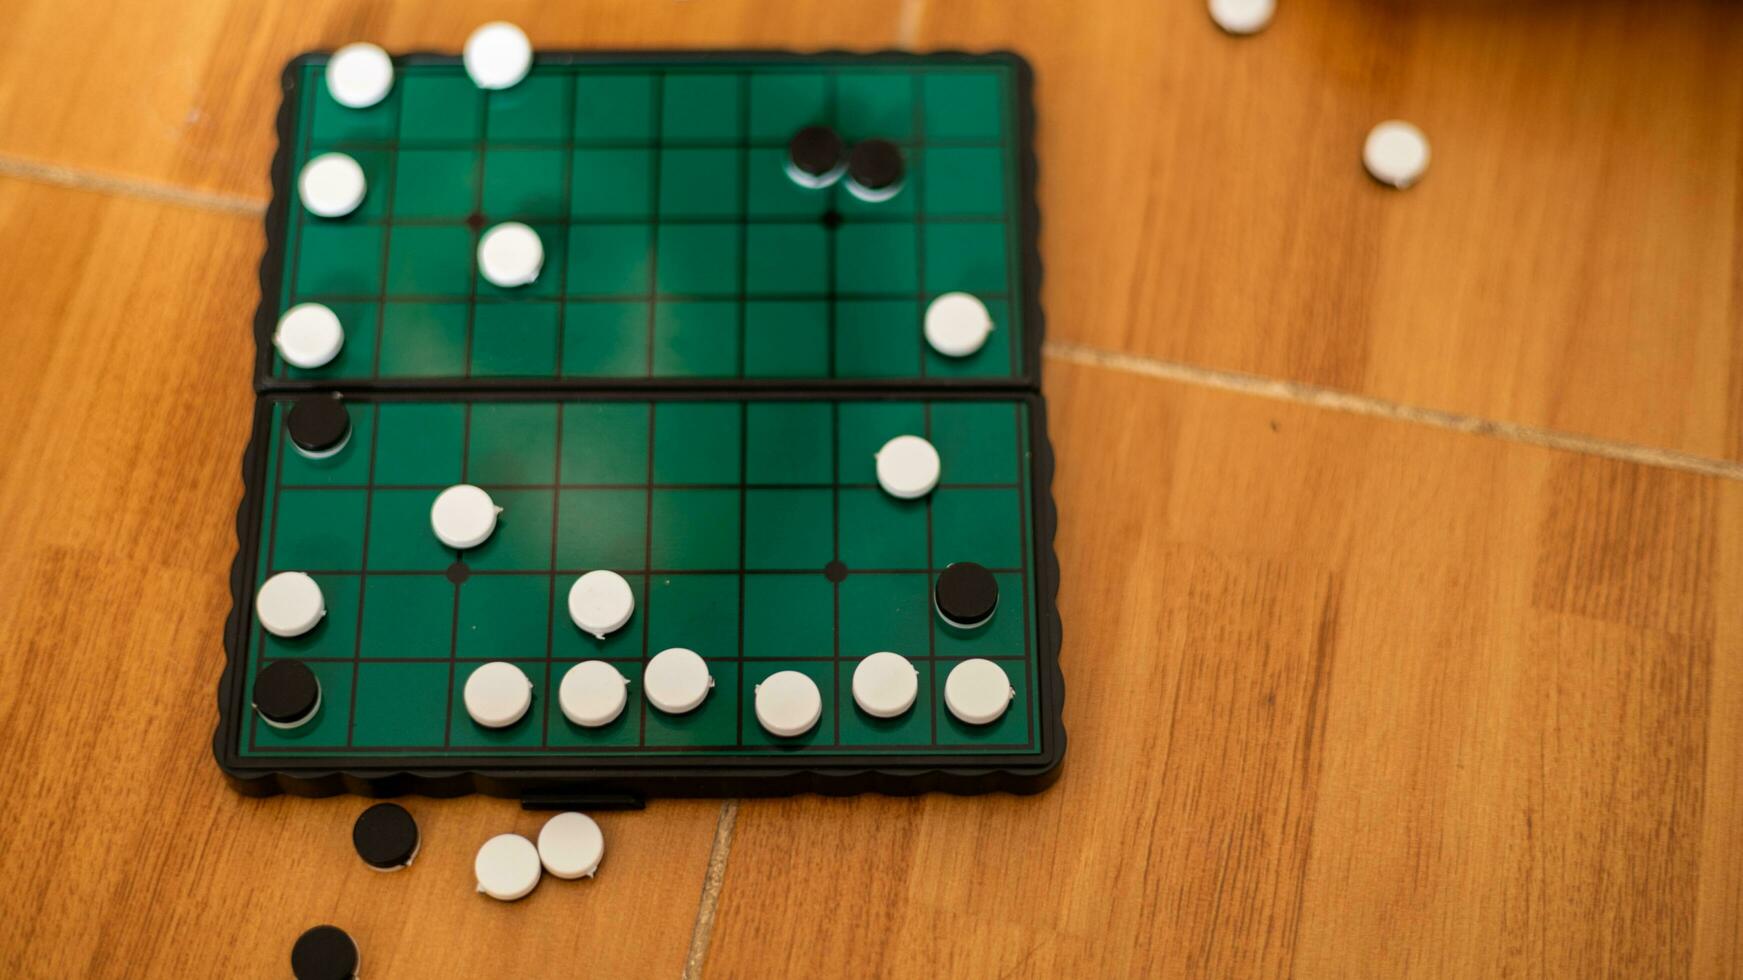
[267,56,1028,385]
[240,395,1041,759]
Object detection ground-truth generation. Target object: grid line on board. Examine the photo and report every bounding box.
[283,289,1011,305]
[249,406,292,752]
[638,74,666,749]
[273,60,1025,384]
[1016,401,1035,744]
[241,740,1034,754]
[441,404,474,749]
[543,403,566,748]
[272,566,1024,577]
[265,655,1032,664]
[279,480,1018,491]
[736,401,749,746]
[246,395,1040,757]
[831,401,842,744]
[344,403,384,746]
[302,212,1005,227]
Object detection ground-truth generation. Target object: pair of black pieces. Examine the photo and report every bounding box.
[787,125,904,195]
[289,803,420,979]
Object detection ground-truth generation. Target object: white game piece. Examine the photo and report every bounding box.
[298,152,367,218]
[567,570,635,639]
[477,222,544,288]
[875,435,941,500]
[464,21,533,91]
[274,303,345,369]
[851,652,919,718]
[537,812,605,879]
[256,571,325,638]
[464,661,533,728]
[326,43,394,108]
[924,292,995,358]
[559,661,629,728]
[754,670,822,737]
[1208,0,1274,35]
[474,833,541,901]
[1363,120,1431,189]
[943,658,1014,725]
[431,484,502,549]
[643,648,713,714]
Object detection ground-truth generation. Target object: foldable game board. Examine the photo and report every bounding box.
[216,51,1063,801]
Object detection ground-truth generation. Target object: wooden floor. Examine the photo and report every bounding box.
[1,1,1740,977]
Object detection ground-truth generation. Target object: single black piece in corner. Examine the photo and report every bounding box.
[291,924,358,980]
[252,659,321,727]
[787,124,845,183]
[935,561,999,630]
[286,394,350,456]
[352,802,419,871]
[847,138,905,193]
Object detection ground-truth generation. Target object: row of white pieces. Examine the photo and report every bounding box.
[475,811,603,902]
[468,651,1015,733]
[279,221,995,355]
[324,23,533,111]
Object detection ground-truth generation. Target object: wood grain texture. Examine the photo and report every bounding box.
[0,0,907,199]
[2,3,1741,976]
[3,1,1740,463]
[0,178,721,978]
[911,0,1743,460]
[705,357,1743,979]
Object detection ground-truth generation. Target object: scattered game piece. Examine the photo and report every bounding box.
[463,21,532,91]
[273,303,344,370]
[785,124,847,189]
[559,661,629,728]
[851,652,919,718]
[474,833,541,901]
[754,670,823,737]
[944,658,1014,725]
[256,571,325,638]
[1363,120,1430,189]
[643,648,713,715]
[934,561,999,630]
[430,484,502,549]
[567,570,634,639]
[286,394,351,459]
[291,924,358,980]
[1208,0,1275,35]
[924,292,995,358]
[537,812,605,879]
[297,152,367,218]
[874,435,941,499]
[477,222,544,288]
[253,659,322,731]
[845,139,905,203]
[352,802,419,872]
[325,43,394,108]
[464,661,533,728]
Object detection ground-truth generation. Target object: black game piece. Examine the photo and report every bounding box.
[291,925,358,980]
[786,124,845,186]
[846,139,905,197]
[286,395,350,456]
[253,660,321,728]
[352,803,419,871]
[934,562,999,629]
